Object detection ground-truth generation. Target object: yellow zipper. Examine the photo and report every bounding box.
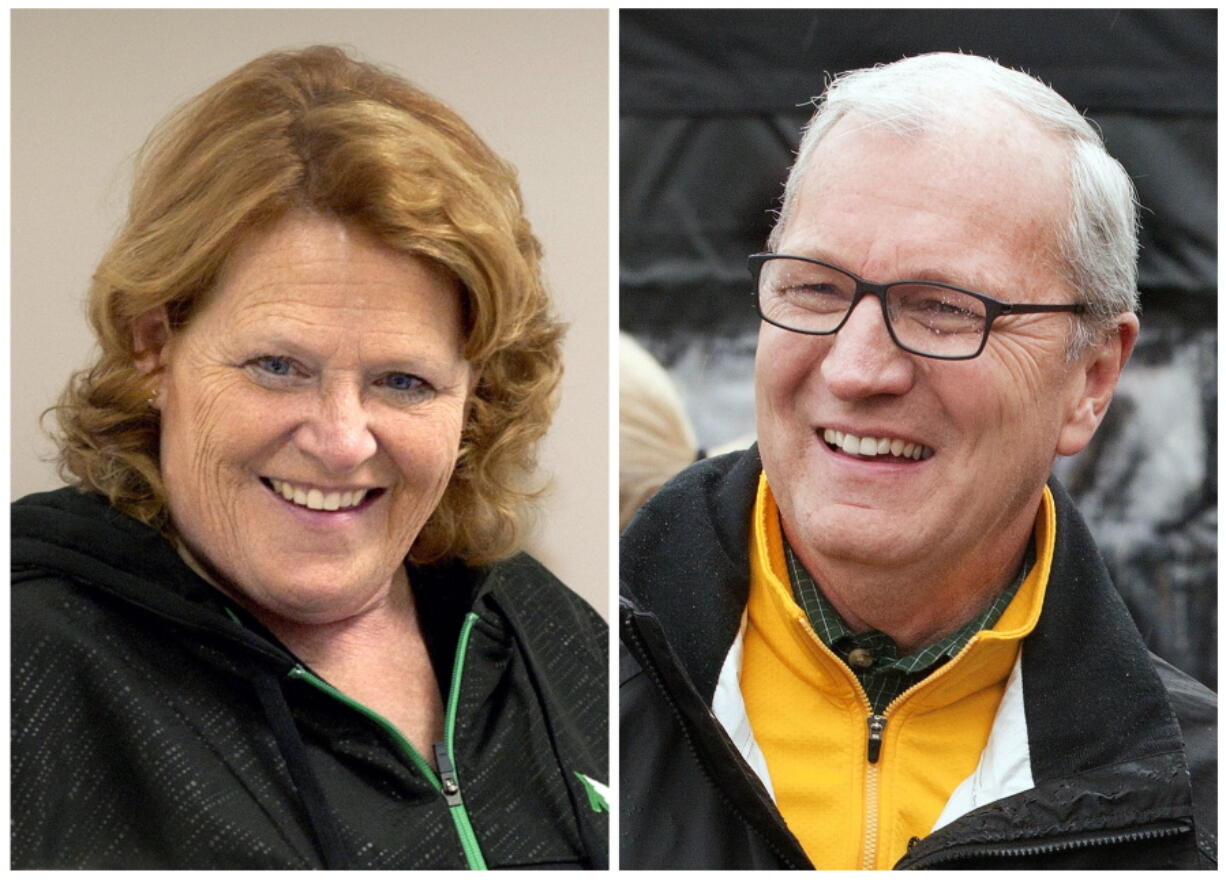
[797,616,984,870]
[796,617,880,867]
[862,760,881,869]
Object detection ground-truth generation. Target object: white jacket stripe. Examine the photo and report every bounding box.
[932,647,1034,831]
[711,614,777,800]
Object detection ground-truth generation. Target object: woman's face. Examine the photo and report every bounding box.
[140,212,472,625]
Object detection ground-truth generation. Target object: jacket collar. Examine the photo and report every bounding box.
[11,487,505,674]
[620,446,761,703]
[621,448,1192,792]
[1021,479,1188,778]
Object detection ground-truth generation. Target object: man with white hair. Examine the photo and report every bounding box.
[620,53,1216,870]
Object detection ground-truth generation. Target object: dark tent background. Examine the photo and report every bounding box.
[620,9,1216,689]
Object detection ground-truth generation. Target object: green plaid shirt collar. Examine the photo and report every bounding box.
[785,538,1031,715]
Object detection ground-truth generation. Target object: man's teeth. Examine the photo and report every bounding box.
[269,479,370,511]
[822,428,933,460]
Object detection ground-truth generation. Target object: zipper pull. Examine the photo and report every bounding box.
[433,742,463,806]
[866,714,887,763]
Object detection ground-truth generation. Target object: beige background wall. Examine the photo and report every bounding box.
[11,9,609,616]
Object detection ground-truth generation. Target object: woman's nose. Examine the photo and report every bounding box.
[294,383,378,472]
[819,295,917,400]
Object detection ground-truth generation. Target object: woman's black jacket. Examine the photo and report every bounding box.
[13,487,608,869]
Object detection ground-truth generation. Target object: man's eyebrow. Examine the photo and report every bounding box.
[780,248,1006,296]
[901,266,1003,295]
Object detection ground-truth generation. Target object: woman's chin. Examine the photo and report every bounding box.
[233,568,397,628]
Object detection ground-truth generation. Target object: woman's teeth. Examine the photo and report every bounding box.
[822,428,933,460]
[268,478,370,511]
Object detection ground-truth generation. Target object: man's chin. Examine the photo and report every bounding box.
[790,506,928,571]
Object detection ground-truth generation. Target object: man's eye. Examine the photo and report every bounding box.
[779,283,850,312]
[781,282,847,300]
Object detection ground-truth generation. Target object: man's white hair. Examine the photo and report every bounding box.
[768,52,1139,356]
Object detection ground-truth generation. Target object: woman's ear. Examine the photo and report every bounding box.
[131,307,171,376]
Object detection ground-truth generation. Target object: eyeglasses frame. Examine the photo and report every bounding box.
[748,253,1086,361]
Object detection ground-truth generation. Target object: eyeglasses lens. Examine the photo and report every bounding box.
[757,258,987,358]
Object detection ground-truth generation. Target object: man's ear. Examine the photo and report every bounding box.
[131,306,171,377]
[1056,312,1139,457]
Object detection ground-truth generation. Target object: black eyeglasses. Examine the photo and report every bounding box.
[748,253,1085,360]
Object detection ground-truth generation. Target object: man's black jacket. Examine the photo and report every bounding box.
[620,447,1215,869]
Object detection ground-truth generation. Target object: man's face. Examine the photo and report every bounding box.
[756,111,1125,582]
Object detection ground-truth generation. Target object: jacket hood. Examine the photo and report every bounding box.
[12,488,505,669]
[12,488,291,669]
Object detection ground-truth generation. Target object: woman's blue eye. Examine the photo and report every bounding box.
[377,373,435,401]
[383,373,424,392]
[256,356,294,376]
[247,356,306,383]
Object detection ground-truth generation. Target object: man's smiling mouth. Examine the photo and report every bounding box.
[261,477,385,512]
[821,428,934,461]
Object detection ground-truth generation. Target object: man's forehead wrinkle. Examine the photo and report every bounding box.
[828,103,1067,178]
[789,123,1071,300]
[786,191,1010,293]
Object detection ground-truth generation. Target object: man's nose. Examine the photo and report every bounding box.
[294,381,378,472]
[819,295,916,400]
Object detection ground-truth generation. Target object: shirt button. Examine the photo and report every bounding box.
[847,647,874,669]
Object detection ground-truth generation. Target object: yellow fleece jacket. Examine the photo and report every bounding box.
[741,475,1053,869]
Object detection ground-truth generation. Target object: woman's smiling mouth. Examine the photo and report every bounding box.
[262,477,385,512]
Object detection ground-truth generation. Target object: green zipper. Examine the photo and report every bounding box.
[287,611,488,870]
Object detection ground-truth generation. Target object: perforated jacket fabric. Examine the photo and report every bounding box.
[13,487,608,869]
[620,447,1216,869]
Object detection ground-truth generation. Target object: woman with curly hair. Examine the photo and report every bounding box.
[12,45,606,869]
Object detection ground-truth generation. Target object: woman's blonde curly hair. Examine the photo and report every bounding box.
[52,45,564,566]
